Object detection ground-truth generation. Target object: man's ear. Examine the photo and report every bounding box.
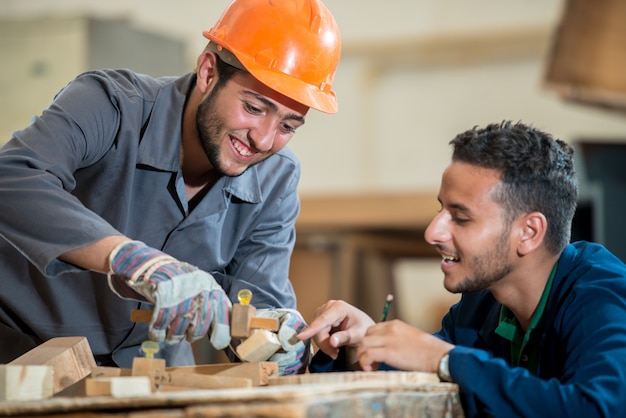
[517,211,547,256]
[196,52,218,93]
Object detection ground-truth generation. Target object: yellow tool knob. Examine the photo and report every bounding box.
[237,288,253,305]
[141,340,160,359]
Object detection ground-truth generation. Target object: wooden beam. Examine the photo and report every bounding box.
[296,192,439,232]
[167,362,279,387]
[0,365,53,401]
[154,371,252,391]
[9,336,96,394]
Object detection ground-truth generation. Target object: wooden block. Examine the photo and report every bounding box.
[166,362,279,386]
[54,366,134,398]
[85,376,152,398]
[153,371,252,391]
[9,336,96,394]
[132,357,166,391]
[130,309,153,323]
[231,303,257,338]
[249,316,280,332]
[0,365,54,401]
[231,304,280,338]
[236,330,281,362]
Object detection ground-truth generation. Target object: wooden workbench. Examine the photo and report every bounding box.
[0,371,463,417]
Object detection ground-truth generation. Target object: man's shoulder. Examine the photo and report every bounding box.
[561,241,625,272]
[71,69,181,100]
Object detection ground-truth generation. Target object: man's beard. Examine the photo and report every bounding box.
[195,87,239,177]
[450,225,513,293]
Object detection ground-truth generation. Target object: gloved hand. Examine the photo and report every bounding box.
[255,308,312,375]
[107,240,231,349]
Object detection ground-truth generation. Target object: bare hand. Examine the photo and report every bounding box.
[297,300,375,360]
[356,319,454,372]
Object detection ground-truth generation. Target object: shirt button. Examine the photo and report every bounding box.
[521,354,529,363]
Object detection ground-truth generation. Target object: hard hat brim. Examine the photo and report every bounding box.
[205,39,338,114]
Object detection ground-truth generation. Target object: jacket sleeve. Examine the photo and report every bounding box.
[0,73,124,276]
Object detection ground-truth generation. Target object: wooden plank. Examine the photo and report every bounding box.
[91,366,132,378]
[8,336,96,394]
[296,192,440,232]
[132,358,252,391]
[154,371,252,391]
[166,362,278,387]
[249,317,279,332]
[0,365,53,401]
[85,376,152,398]
[269,370,440,386]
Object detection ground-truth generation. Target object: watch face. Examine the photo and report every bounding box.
[438,353,452,382]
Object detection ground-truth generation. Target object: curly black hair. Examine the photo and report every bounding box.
[449,120,578,255]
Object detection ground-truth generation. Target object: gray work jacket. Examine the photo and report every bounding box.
[0,70,300,367]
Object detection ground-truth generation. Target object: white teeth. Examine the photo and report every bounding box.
[232,139,253,156]
[443,256,458,262]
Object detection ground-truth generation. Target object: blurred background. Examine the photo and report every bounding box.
[1,0,625,348]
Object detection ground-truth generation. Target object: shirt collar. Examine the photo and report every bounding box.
[137,73,263,204]
[495,262,558,368]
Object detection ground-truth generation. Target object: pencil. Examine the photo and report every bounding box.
[380,293,394,322]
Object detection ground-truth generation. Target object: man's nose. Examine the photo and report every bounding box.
[249,118,277,152]
[424,211,450,245]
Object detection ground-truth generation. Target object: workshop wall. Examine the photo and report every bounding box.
[3,0,626,193]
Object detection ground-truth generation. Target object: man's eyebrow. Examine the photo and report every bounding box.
[449,203,471,213]
[242,91,306,125]
[437,196,471,213]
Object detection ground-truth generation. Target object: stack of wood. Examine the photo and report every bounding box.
[0,336,278,401]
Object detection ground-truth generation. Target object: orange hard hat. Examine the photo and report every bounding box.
[203,0,341,114]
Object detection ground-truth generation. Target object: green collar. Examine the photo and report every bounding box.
[495,263,558,373]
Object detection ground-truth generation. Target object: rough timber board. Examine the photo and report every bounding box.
[269,370,441,386]
[8,337,96,394]
[0,379,463,417]
[154,371,252,390]
[166,362,278,386]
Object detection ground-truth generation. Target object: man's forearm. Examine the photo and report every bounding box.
[60,235,131,273]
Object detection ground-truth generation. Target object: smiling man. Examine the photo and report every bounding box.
[0,0,340,375]
[299,121,626,416]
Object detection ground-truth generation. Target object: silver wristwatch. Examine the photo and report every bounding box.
[437,353,453,382]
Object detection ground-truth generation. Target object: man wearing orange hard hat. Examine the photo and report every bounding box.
[0,0,340,375]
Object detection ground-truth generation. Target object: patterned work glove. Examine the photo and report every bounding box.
[255,308,312,375]
[107,240,231,349]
